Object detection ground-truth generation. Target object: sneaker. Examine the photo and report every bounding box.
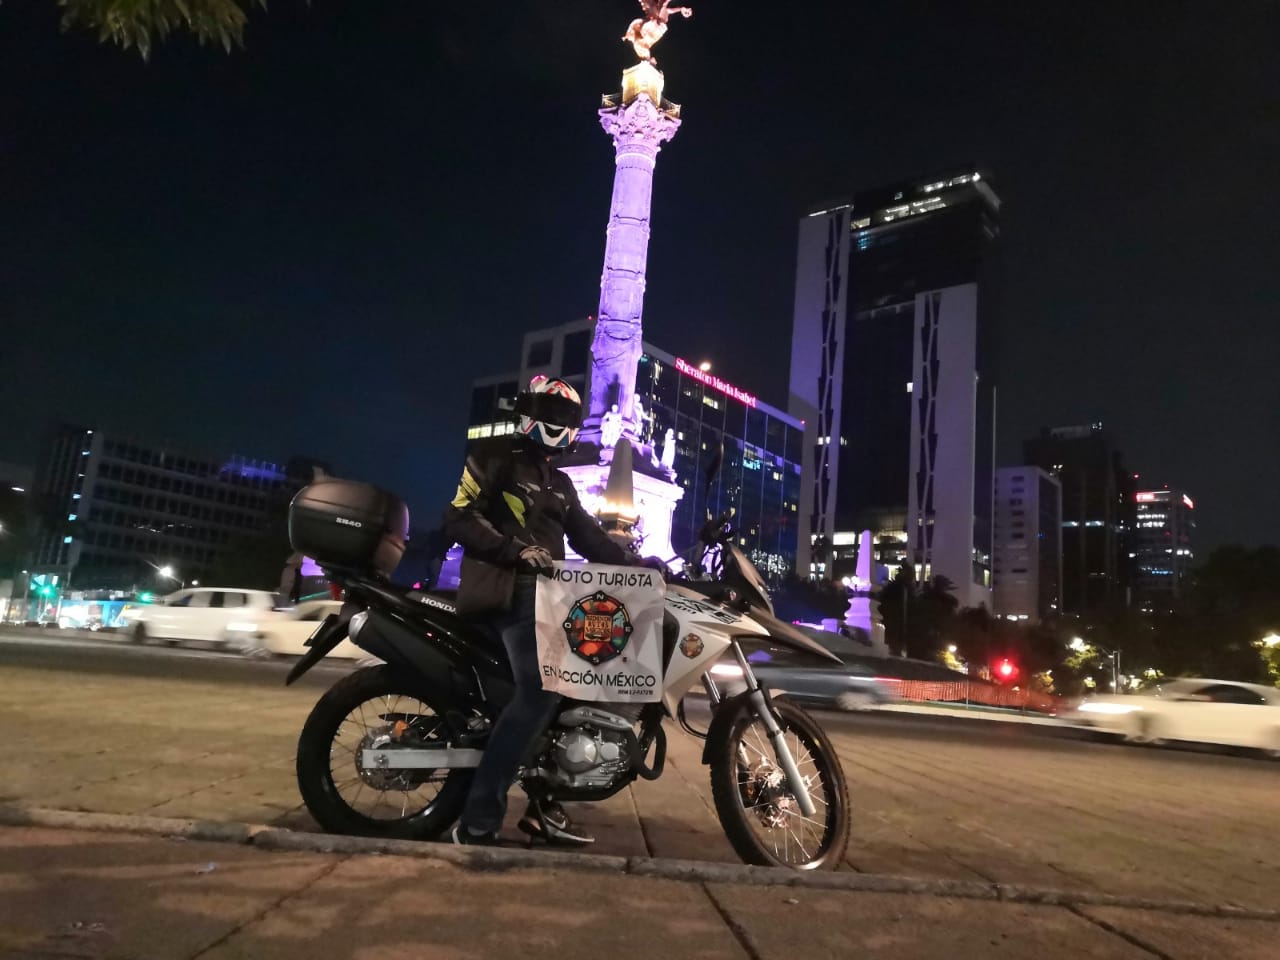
[450,823,500,846]
[518,801,595,846]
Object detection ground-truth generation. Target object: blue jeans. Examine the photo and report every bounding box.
[459,576,561,834]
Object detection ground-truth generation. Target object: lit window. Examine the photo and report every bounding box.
[63,536,73,544]
[67,514,77,521]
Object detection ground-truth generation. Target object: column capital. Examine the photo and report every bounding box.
[600,94,681,151]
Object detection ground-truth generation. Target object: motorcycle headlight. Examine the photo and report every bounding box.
[710,663,744,678]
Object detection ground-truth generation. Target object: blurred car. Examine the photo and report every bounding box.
[230,600,366,660]
[128,588,276,645]
[1065,677,1280,758]
[710,629,895,712]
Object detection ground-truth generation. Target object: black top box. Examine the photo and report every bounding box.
[289,478,409,577]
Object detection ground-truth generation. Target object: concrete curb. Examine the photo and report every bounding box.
[2,805,1277,922]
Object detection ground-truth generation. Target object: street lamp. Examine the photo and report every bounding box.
[1069,636,1121,692]
[1261,633,1280,648]
[158,565,184,590]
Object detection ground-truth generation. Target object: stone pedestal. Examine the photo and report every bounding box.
[559,462,682,563]
[845,529,890,656]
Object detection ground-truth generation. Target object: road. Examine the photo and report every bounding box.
[1,630,1277,913]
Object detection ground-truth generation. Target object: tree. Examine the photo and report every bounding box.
[0,488,35,583]
[877,567,959,659]
[56,0,266,59]
[204,513,292,591]
[771,575,849,626]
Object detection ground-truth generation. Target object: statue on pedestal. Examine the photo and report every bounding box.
[660,428,676,473]
[623,0,693,64]
[600,404,624,451]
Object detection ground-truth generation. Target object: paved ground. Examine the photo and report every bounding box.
[3,825,1279,960]
[1,632,1278,916]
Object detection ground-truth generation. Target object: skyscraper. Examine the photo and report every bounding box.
[1023,423,1134,613]
[1132,487,1196,608]
[789,168,1000,609]
[992,466,1063,623]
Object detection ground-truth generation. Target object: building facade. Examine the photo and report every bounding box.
[789,168,1000,608]
[29,424,322,593]
[1132,487,1195,608]
[467,319,805,579]
[992,466,1063,622]
[1023,423,1134,613]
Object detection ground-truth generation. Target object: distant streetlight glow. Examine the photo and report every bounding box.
[1069,637,1087,652]
[159,565,175,579]
[1261,633,1280,648]
[699,361,712,372]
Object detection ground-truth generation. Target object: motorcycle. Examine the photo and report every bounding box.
[285,475,851,871]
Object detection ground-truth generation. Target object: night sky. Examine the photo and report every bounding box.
[1,1,1277,549]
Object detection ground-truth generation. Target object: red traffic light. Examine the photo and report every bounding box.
[996,658,1017,680]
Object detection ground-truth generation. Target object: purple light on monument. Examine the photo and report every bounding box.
[579,65,681,449]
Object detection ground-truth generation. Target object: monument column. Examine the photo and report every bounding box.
[579,62,681,451]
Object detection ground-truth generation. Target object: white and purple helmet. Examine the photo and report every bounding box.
[516,376,582,452]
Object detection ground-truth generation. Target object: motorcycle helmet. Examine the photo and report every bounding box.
[515,376,583,452]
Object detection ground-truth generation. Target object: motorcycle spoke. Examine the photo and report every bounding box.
[330,692,452,823]
[733,715,835,866]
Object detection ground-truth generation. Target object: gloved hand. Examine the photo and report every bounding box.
[638,555,671,579]
[517,544,555,576]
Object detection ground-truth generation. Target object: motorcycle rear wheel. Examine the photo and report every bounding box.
[296,665,473,840]
[709,697,850,870]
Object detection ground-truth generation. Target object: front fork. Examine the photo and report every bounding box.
[702,641,817,818]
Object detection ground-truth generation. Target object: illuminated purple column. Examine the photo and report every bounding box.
[580,63,681,452]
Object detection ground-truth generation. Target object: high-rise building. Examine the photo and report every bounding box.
[29,424,324,592]
[992,466,1063,622]
[789,167,1000,608]
[466,319,805,579]
[1132,487,1195,608]
[1023,423,1134,613]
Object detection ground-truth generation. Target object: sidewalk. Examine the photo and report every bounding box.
[3,824,1278,960]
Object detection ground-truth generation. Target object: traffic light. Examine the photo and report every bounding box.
[996,658,1018,682]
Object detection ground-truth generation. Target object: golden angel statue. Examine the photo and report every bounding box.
[622,0,693,64]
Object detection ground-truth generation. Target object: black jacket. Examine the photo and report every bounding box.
[443,440,634,617]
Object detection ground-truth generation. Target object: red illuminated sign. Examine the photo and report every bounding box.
[674,357,758,407]
[1135,492,1161,503]
[1182,494,1194,509]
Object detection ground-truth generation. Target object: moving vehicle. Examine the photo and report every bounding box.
[1067,677,1280,758]
[128,588,275,644]
[709,631,894,712]
[285,473,851,870]
[234,600,366,660]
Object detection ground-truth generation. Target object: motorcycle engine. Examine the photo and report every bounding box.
[544,705,641,790]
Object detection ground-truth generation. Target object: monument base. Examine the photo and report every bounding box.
[558,462,683,564]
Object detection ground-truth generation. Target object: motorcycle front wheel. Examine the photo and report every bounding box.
[709,697,850,870]
[295,664,473,841]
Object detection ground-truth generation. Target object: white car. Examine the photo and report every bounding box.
[233,600,367,660]
[128,588,276,645]
[1067,677,1280,758]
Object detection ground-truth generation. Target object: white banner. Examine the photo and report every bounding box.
[535,561,666,702]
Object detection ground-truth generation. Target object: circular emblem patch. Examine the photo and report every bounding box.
[680,633,704,659]
[563,591,633,665]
